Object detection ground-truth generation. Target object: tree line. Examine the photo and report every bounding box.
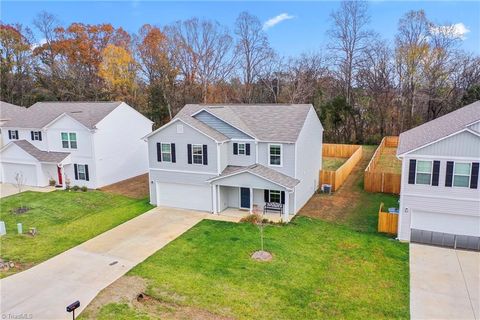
[1,1,479,143]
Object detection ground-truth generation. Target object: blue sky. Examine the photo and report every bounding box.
[1,1,479,56]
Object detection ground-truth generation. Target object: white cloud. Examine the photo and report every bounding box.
[263,13,295,30]
[430,22,470,40]
[31,38,47,50]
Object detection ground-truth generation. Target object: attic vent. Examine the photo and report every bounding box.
[70,111,83,114]
[209,106,224,109]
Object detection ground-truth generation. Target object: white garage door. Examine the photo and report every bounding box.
[156,182,211,212]
[1,163,38,186]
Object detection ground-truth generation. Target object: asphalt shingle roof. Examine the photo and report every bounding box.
[176,104,314,143]
[2,101,122,129]
[0,101,27,122]
[397,101,480,155]
[208,164,300,190]
[12,140,70,163]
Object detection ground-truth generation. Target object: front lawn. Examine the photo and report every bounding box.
[0,190,153,278]
[84,216,409,319]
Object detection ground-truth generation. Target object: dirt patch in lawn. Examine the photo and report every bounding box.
[81,275,233,320]
[99,174,149,199]
[299,146,375,222]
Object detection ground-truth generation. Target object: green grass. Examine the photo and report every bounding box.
[323,156,347,171]
[377,147,402,174]
[0,190,153,278]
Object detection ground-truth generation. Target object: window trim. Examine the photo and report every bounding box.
[452,161,471,188]
[269,190,281,203]
[268,143,282,167]
[77,164,87,180]
[238,143,246,155]
[415,160,433,185]
[61,132,78,149]
[191,144,203,165]
[161,143,172,163]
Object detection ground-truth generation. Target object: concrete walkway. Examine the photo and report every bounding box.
[0,183,55,198]
[0,207,211,320]
[410,243,480,320]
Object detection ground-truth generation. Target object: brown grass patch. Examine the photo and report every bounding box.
[99,174,149,199]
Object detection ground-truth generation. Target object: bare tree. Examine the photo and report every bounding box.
[14,172,26,193]
[234,12,274,102]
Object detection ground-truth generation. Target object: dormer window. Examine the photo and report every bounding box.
[269,144,282,166]
[61,132,77,149]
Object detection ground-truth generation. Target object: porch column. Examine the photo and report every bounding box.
[283,191,290,222]
[61,165,66,190]
[212,185,217,214]
[216,185,220,215]
[249,188,253,214]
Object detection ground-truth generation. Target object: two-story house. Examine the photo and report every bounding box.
[0,101,26,147]
[145,104,323,221]
[0,101,153,189]
[397,101,480,250]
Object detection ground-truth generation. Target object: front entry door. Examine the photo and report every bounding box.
[240,188,250,209]
[57,166,63,186]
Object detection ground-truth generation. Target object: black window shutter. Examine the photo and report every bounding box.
[38,132,42,141]
[156,142,162,162]
[233,143,238,155]
[246,143,250,155]
[74,164,78,180]
[264,190,269,202]
[281,191,285,204]
[85,165,89,181]
[31,131,34,140]
[203,144,208,165]
[432,161,440,186]
[171,143,176,163]
[15,130,18,138]
[8,130,11,139]
[408,159,416,184]
[445,161,454,187]
[470,162,479,189]
[187,144,192,164]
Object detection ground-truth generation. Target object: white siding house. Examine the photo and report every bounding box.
[0,101,153,189]
[146,104,323,221]
[397,101,480,250]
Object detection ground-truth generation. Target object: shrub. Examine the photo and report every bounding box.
[240,214,263,224]
[72,185,80,191]
[49,178,56,186]
[80,186,88,192]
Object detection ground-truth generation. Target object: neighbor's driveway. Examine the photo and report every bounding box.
[0,183,55,198]
[0,207,208,320]
[410,243,479,319]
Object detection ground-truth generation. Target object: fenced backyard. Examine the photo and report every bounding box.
[377,202,399,235]
[364,136,402,194]
[320,144,363,192]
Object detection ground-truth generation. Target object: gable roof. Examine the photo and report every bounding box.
[176,104,313,143]
[0,101,27,122]
[398,100,480,155]
[208,164,300,190]
[2,101,123,129]
[10,140,70,163]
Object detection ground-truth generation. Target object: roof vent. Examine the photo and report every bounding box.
[70,111,83,114]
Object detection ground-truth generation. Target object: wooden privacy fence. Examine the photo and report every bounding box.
[364,136,401,194]
[320,144,363,192]
[377,202,398,235]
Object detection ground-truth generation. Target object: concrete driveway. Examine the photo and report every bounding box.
[410,243,479,319]
[0,183,55,198]
[0,207,208,320]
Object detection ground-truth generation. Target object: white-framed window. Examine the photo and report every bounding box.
[453,162,471,188]
[9,130,19,140]
[32,131,41,140]
[269,190,281,203]
[77,164,87,180]
[161,143,172,162]
[238,143,246,155]
[416,160,432,185]
[61,132,77,149]
[269,144,282,166]
[192,144,203,164]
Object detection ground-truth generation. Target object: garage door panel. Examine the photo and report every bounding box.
[156,182,211,212]
[2,163,37,186]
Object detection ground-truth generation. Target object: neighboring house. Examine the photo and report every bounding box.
[0,101,26,147]
[397,101,480,249]
[0,101,153,189]
[145,104,323,221]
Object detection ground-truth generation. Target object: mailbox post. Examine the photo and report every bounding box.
[66,300,80,320]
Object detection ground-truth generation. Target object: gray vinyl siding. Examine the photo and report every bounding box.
[294,108,323,212]
[468,121,480,133]
[194,111,252,139]
[211,171,288,191]
[148,121,218,174]
[227,141,256,167]
[409,131,480,158]
[257,142,295,177]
